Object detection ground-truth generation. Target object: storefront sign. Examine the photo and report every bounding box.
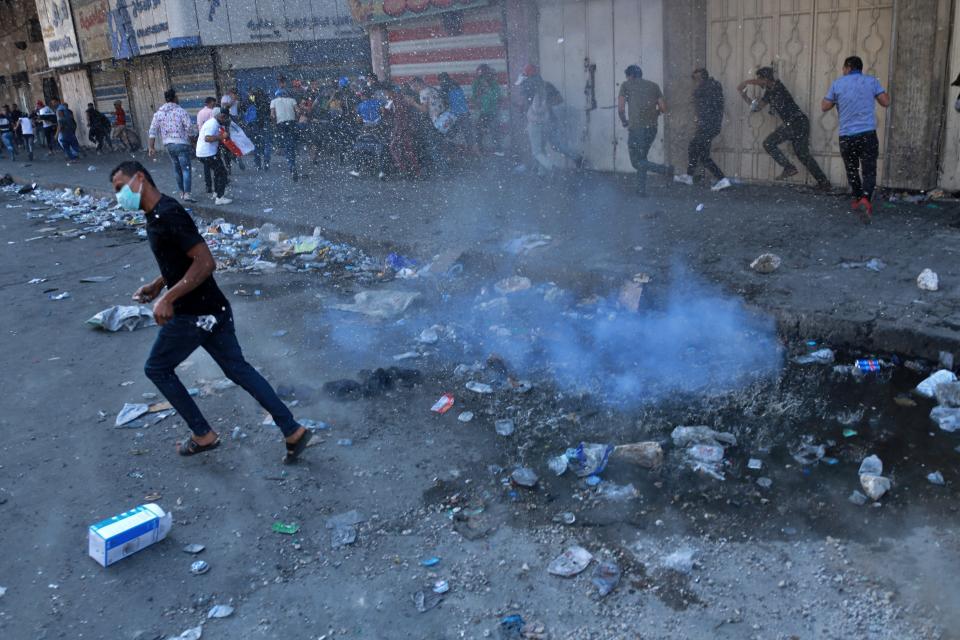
[348,0,487,25]
[37,0,82,67]
[107,0,200,59]
[199,0,363,45]
[73,0,113,62]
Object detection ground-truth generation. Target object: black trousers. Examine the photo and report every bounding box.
[762,119,829,185]
[839,130,879,201]
[200,154,227,198]
[687,126,724,180]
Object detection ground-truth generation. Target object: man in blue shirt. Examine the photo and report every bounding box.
[822,56,890,221]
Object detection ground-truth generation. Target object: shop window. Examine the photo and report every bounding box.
[28,18,42,43]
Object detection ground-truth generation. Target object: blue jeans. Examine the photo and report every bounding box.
[627,125,671,193]
[0,132,14,160]
[275,122,297,174]
[252,126,272,169]
[59,132,80,160]
[144,310,299,438]
[166,142,192,193]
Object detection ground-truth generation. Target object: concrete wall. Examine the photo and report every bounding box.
[0,1,50,110]
[885,0,952,190]
[661,0,707,172]
[940,0,960,190]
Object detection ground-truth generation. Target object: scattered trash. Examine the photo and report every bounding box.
[553,512,576,525]
[935,382,960,407]
[495,275,532,295]
[566,442,615,477]
[452,507,495,540]
[930,406,960,432]
[412,588,444,613]
[115,403,149,427]
[332,290,421,319]
[750,253,781,273]
[916,370,957,398]
[858,455,890,501]
[330,525,357,548]
[848,490,869,506]
[547,546,593,577]
[671,426,737,448]
[207,604,234,619]
[79,275,114,283]
[856,359,881,373]
[87,305,157,332]
[613,441,663,469]
[548,454,568,475]
[757,477,773,488]
[495,419,515,436]
[230,426,247,440]
[176,626,203,640]
[662,548,697,574]
[431,394,455,414]
[591,561,621,597]
[747,458,763,470]
[598,482,639,500]
[791,437,826,466]
[271,521,300,535]
[457,411,474,423]
[840,258,886,272]
[585,475,602,486]
[420,557,441,567]
[466,381,494,394]
[927,471,945,486]
[894,394,918,408]
[182,544,205,554]
[271,329,288,337]
[511,467,539,488]
[695,203,705,212]
[190,560,210,575]
[88,503,172,567]
[337,438,353,446]
[793,348,835,365]
[27,277,48,284]
[0,586,5,598]
[49,292,70,300]
[917,268,939,291]
[418,327,440,344]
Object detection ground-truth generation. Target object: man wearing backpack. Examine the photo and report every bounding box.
[618,65,673,196]
[519,64,581,176]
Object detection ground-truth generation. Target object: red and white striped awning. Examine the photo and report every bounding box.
[385,4,508,93]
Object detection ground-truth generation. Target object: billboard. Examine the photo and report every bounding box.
[348,0,488,25]
[37,0,82,67]
[107,0,200,59]
[198,0,364,45]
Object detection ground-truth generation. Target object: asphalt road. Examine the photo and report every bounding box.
[0,181,958,640]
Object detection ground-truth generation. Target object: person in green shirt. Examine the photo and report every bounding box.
[471,64,502,153]
[618,65,673,195]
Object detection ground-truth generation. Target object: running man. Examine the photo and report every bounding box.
[737,67,831,190]
[821,55,890,221]
[109,160,313,462]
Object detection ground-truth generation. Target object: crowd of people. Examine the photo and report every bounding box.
[2,57,889,223]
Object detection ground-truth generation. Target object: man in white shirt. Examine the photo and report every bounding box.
[36,101,56,154]
[195,108,232,205]
[15,112,34,161]
[195,97,217,195]
[270,89,299,181]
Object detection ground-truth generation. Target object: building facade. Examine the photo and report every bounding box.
[0,0,53,111]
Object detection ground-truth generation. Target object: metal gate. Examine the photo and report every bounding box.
[58,69,96,148]
[706,0,894,185]
[537,0,665,173]
[126,56,170,143]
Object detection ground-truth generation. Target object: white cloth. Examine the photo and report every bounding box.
[270,96,297,123]
[18,117,33,135]
[195,117,221,158]
[39,105,54,128]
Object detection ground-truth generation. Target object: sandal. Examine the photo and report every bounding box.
[178,435,221,456]
[283,429,313,464]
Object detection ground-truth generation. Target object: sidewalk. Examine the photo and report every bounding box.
[4,148,959,360]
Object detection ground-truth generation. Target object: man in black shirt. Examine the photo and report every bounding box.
[0,106,15,161]
[675,68,730,191]
[109,160,312,462]
[737,67,830,190]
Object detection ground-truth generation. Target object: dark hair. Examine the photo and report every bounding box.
[625,65,642,79]
[844,56,864,71]
[204,96,216,106]
[164,89,177,103]
[693,68,709,79]
[756,66,776,81]
[110,161,156,187]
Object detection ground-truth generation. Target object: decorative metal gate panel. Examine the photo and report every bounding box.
[707,0,893,185]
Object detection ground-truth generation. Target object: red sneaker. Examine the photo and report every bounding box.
[855,197,872,224]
